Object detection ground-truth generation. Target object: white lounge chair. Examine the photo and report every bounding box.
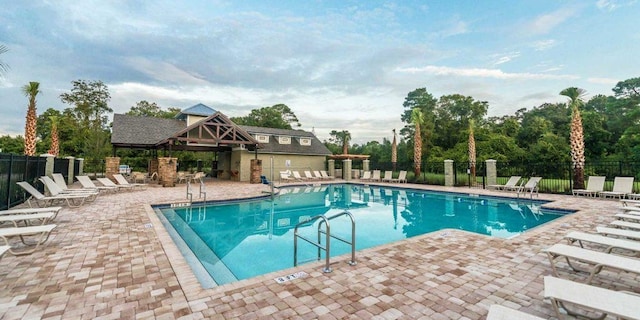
[487,176,521,190]
[610,220,640,231]
[360,171,371,181]
[39,176,98,201]
[0,212,56,227]
[292,171,306,181]
[572,176,606,197]
[97,178,134,191]
[0,206,62,219]
[76,175,117,193]
[320,170,334,180]
[303,171,318,180]
[280,172,294,182]
[597,226,640,241]
[486,305,544,320]
[0,224,57,255]
[0,245,9,259]
[371,170,381,182]
[381,171,393,182]
[17,181,90,208]
[565,231,640,254]
[52,173,70,190]
[615,213,640,222]
[600,177,634,199]
[312,171,325,180]
[515,177,542,198]
[544,276,640,320]
[544,243,640,284]
[391,170,407,183]
[621,199,640,207]
[617,205,640,215]
[113,174,147,189]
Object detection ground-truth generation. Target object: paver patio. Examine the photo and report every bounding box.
[0,179,636,319]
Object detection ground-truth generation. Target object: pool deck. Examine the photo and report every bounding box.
[0,179,637,319]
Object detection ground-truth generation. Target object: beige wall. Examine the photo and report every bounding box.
[233,150,327,182]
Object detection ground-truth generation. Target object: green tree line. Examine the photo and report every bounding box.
[2,76,639,173]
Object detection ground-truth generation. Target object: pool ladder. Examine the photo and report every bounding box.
[186,179,207,204]
[293,211,357,273]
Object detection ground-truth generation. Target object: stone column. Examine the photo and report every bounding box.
[77,158,84,176]
[485,159,497,188]
[158,157,177,187]
[41,154,55,178]
[363,159,370,172]
[105,157,120,181]
[250,159,262,184]
[444,159,454,187]
[65,156,75,185]
[342,159,352,181]
[328,160,335,178]
[149,158,159,176]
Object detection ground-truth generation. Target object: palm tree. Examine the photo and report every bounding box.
[0,44,8,77]
[410,108,424,178]
[468,119,476,186]
[48,115,59,156]
[560,87,587,189]
[22,82,40,156]
[391,129,397,171]
[339,130,351,154]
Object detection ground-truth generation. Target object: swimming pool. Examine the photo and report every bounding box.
[155,184,571,287]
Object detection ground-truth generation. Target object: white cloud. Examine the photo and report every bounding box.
[525,8,577,35]
[492,52,521,66]
[531,39,557,51]
[587,77,618,85]
[395,65,579,80]
[596,0,618,11]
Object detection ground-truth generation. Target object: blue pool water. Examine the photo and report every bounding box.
[155,184,571,286]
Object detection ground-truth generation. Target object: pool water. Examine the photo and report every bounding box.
[156,184,570,286]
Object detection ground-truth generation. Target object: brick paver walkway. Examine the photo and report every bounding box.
[0,180,635,319]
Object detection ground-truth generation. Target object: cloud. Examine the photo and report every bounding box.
[525,8,577,35]
[491,52,521,66]
[436,16,469,38]
[596,0,638,11]
[395,65,579,80]
[587,77,618,85]
[531,39,557,51]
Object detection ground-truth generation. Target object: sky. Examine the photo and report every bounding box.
[1,0,639,144]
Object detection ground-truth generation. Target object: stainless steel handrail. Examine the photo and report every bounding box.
[293,210,357,273]
[318,211,357,266]
[294,215,332,272]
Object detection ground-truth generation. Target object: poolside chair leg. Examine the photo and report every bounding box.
[553,299,607,320]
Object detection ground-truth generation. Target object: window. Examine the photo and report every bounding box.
[299,138,311,146]
[255,135,269,143]
[278,136,291,144]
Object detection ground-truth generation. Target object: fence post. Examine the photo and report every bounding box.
[77,158,84,176]
[486,159,497,188]
[41,154,55,178]
[65,156,75,185]
[444,160,454,187]
[328,159,335,178]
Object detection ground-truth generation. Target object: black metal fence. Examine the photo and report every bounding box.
[0,153,48,210]
[358,159,640,194]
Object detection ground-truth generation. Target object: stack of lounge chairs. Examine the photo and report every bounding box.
[0,206,61,256]
[490,198,640,319]
[360,170,407,183]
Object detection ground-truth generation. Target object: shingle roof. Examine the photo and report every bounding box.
[240,125,331,156]
[111,114,332,156]
[111,114,186,146]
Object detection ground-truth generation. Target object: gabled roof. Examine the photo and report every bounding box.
[241,125,331,156]
[111,110,331,156]
[175,103,217,120]
[158,112,260,149]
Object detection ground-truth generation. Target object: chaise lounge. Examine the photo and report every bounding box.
[0,224,57,255]
[17,181,90,208]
